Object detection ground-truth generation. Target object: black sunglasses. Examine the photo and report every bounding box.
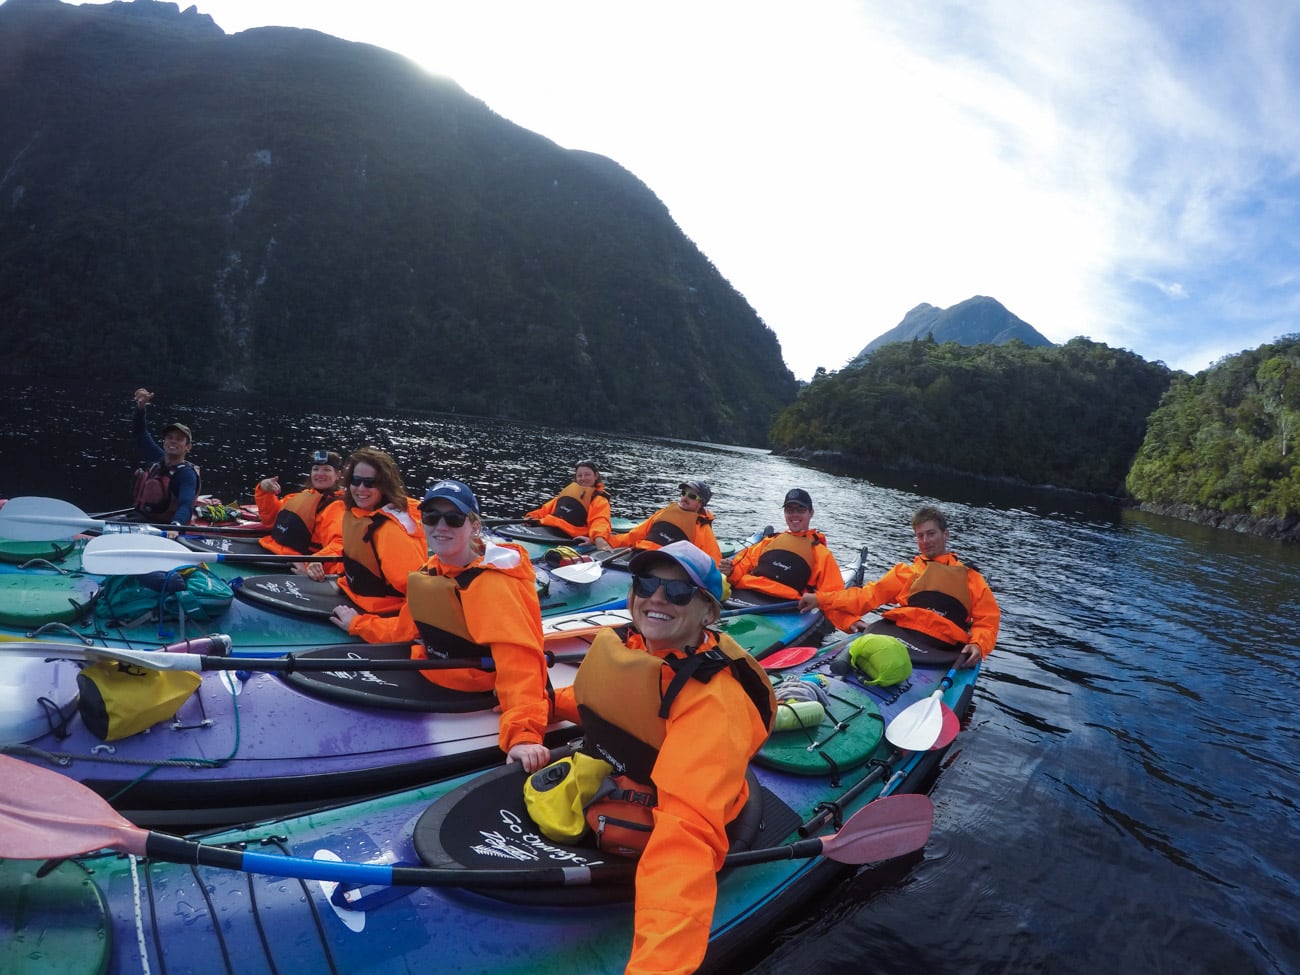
[631,574,700,605]
[349,475,377,488]
[680,490,702,502]
[783,503,809,513]
[422,509,468,528]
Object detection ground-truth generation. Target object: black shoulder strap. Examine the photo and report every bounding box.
[658,648,730,718]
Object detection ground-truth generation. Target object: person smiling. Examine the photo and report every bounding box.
[253,449,345,572]
[720,487,844,601]
[799,504,1000,668]
[332,479,552,773]
[549,540,775,974]
[128,387,200,524]
[596,478,722,566]
[318,447,427,624]
[522,458,611,545]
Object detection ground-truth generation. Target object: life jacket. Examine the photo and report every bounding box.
[270,490,341,554]
[546,481,607,531]
[901,559,972,627]
[131,461,199,521]
[405,567,488,664]
[748,531,822,593]
[642,504,712,550]
[341,506,409,600]
[573,629,776,784]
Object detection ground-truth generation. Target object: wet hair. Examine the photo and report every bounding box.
[344,447,410,509]
[911,505,948,532]
[575,459,601,482]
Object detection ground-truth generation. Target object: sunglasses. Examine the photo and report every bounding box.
[421,509,469,528]
[680,490,702,502]
[783,503,809,513]
[631,574,700,605]
[349,475,378,488]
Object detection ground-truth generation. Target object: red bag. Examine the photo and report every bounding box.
[584,775,656,858]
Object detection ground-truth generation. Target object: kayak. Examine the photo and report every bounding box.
[0,637,585,828]
[0,567,363,652]
[0,641,979,975]
[0,538,634,654]
[487,516,637,560]
[489,518,753,561]
[0,602,827,829]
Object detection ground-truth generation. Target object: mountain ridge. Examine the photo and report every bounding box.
[851,296,1053,365]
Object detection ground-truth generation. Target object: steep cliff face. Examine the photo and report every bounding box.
[0,0,797,445]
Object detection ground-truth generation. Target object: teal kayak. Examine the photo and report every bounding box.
[0,645,979,975]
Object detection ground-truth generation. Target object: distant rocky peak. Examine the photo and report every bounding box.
[851,296,1052,365]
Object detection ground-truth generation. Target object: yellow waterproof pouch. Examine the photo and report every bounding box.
[523,753,614,843]
[76,661,202,741]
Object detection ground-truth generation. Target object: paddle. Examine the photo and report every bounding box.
[545,546,631,584]
[754,645,819,671]
[0,497,266,541]
[82,534,329,574]
[850,544,870,588]
[6,640,592,674]
[0,754,933,887]
[884,666,961,752]
[798,682,960,836]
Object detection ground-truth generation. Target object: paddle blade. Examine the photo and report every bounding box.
[0,755,151,859]
[82,533,203,574]
[0,496,97,541]
[884,691,944,751]
[821,793,934,864]
[757,645,818,671]
[550,560,603,584]
[934,703,961,749]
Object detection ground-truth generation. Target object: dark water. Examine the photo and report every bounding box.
[3,382,1298,973]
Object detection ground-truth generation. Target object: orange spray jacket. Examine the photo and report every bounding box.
[607,504,722,565]
[815,551,1000,656]
[255,486,344,567]
[552,629,775,975]
[524,480,612,540]
[347,542,549,754]
[326,499,426,616]
[726,529,844,600]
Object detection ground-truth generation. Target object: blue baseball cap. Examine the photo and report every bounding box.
[628,540,723,609]
[420,479,480,516]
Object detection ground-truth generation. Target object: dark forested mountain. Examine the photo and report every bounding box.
[1126,335,1300,528]
[0,0,797,445]
[851,296,1052,365]
[772,336,1172,496]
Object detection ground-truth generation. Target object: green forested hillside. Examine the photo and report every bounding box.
[1126,336,1300,517]
[0,0,795,446]
[771,337,1172,495]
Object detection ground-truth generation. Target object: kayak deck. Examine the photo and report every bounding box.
[0,651,978,975]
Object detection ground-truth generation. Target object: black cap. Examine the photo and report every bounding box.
[783,488,813,509]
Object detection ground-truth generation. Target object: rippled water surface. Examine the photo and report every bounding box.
[3,382,1297,973]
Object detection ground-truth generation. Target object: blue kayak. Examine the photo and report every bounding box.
[0,643,979,975]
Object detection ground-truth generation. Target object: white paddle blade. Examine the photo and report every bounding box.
[0,496,100,540]
[550,561,603,584]
[81,533,203,575]
[885,692,945,751]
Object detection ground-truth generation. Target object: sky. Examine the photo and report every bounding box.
[70,0,1300,380]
